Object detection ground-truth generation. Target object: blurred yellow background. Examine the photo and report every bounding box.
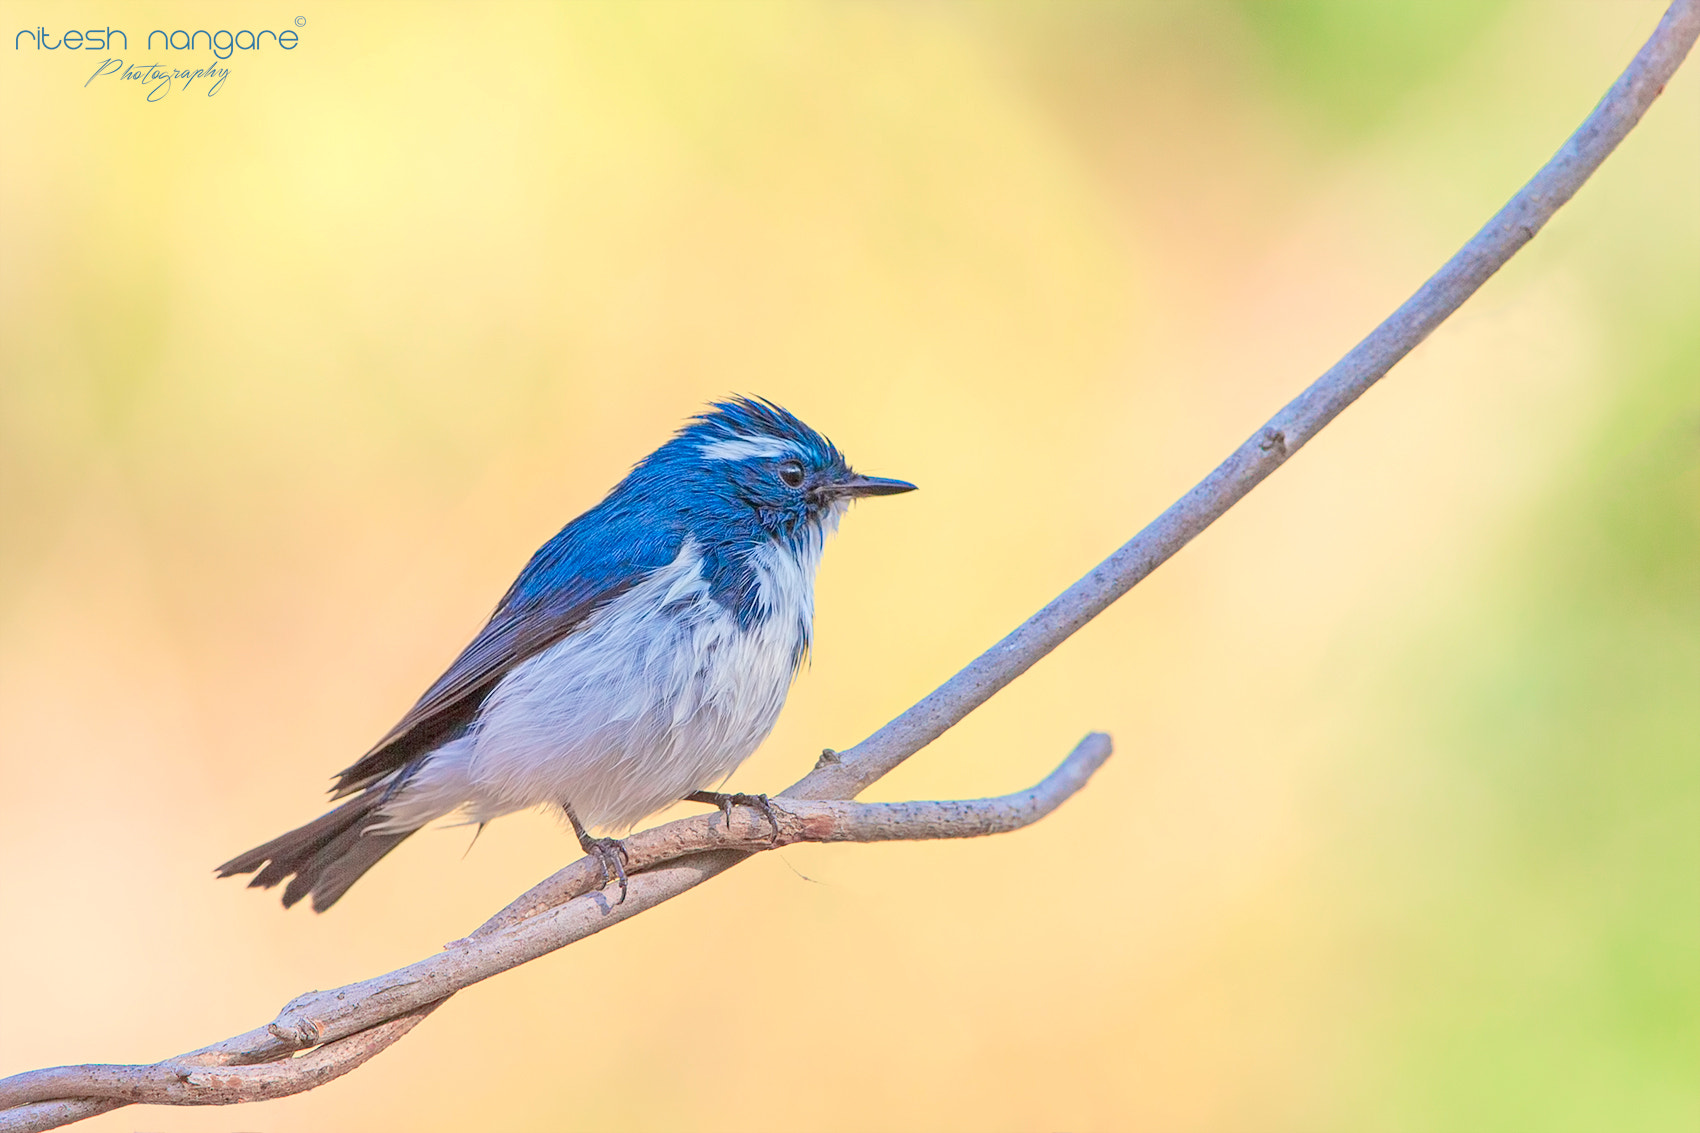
[2,1,1696,1130]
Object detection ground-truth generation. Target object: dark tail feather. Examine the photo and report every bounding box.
[216,793,415,912]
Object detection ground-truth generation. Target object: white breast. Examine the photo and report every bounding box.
[375,529,830,835]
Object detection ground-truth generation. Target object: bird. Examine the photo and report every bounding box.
[217,397,915,912]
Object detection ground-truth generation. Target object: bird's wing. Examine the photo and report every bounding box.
[330,515,685,796]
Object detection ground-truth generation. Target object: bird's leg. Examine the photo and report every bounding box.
[564,804,628,903]
[685,790,781,845]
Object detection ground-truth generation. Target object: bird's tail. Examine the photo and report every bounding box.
[216,791,415,912]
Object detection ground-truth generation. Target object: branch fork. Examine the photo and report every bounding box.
[0,735,1112,1127]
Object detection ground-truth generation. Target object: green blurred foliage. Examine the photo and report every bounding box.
[1336,324,1700,1131]
[1230,0,1513,136]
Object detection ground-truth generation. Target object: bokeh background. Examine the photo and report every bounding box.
[2,2,1696,1130]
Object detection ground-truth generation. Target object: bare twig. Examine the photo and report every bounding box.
[3,3,1694,1129]
[0,736,1112,1127]
[471,730,1112,939]
[795,0,1700,804]
[0,1005,443,1110]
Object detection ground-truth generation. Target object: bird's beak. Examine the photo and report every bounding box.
[819,473,918,500]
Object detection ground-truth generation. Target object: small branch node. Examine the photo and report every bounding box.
[266,1018,320,1049]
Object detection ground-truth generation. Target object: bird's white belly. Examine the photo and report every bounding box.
[377,537,814,833]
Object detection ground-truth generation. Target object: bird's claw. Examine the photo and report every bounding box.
[581,836,630,903]
[687,790,781,845]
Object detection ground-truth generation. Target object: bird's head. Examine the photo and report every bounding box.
[637,397,915,547]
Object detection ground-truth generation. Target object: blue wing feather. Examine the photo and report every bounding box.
[330,500,686,796]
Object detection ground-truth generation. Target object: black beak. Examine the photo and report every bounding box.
[818,473,918,500]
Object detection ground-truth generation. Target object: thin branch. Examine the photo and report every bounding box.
[471,730,1112,939]
[0,736,1112,1126]
[3,2,1695,1129]
[0,1005,443,1110]
[0,1005,444,1131]
[793,0,1700,804]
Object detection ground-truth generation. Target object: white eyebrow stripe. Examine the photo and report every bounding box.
[698,436,795,461]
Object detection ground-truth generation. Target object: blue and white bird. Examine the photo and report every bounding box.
[218,397,914,911]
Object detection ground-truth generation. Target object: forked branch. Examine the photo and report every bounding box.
[0,736,1112,1128]
[2,2,1695,1129]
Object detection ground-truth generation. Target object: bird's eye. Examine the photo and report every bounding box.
[777,459,805,488]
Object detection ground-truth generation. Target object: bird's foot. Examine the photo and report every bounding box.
[686,790,781,845]
[579,835,630,903]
